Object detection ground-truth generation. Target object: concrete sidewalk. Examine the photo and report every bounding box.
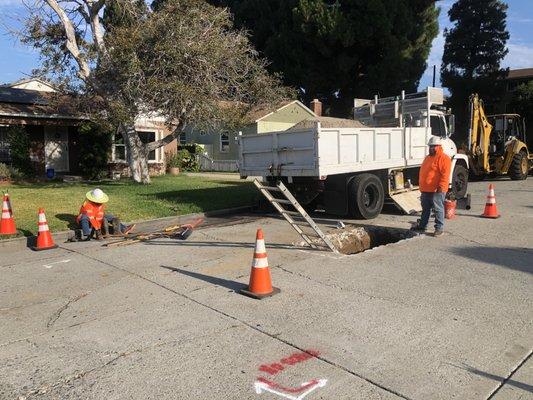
[0,179,531,399]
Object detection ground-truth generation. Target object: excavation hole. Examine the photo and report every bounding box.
[305,225,416,255]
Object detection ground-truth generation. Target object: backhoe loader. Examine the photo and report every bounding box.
[468,93,532,180]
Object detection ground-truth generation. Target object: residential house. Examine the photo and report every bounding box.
[498,68,533,114]
[1,77,324,175]
[180,100,319,171]
[0,78,175,177]
[0,84,84,175]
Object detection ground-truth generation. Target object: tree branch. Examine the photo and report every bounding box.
[145,121,186,152]
[44,0,91,80]
[84,0,107,55]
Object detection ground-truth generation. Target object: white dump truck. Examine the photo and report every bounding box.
[238,87,469,219]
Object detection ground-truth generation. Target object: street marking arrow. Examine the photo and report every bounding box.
[43,259,71,269]
[254,378,327,400]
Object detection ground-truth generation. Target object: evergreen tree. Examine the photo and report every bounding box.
[199,0,438,116]
[103,0,147,31]
[441,0,509,142]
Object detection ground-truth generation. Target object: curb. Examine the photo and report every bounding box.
[0,204,254,251]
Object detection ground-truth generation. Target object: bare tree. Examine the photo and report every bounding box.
[20,0,292,183]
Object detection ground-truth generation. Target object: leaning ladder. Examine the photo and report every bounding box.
[253,179,338,253]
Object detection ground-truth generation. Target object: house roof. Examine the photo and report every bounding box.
[0,87,84,121]
[2,77,58,92]
[0,87,49,105]
[253,100,316,122]
[507,68,533,80]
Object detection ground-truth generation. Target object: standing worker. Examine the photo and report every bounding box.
[75,188,134,241]
[411,137,452,236]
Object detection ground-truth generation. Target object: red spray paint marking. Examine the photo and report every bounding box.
[256,377,319,394]
[258,350,320,376]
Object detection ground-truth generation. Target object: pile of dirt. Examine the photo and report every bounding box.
[297,225,415,255]
[288,116,366,130]
[327,227,372,254]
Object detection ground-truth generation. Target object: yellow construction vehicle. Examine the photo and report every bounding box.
[468,93,532,180]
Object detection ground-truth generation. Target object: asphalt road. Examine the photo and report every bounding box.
[1,179,532,400]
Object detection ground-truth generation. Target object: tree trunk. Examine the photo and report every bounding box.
[122,124,151,184]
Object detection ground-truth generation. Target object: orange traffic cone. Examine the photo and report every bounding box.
[240,228,280,299]
[481,184,500,219]
[0,192,17,235]
[32,208,58,251]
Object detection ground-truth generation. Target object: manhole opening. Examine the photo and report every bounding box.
[324,225,416,255]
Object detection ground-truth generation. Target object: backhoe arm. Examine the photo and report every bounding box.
[468,94,493,174]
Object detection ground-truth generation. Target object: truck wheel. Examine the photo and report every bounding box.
[510,151,528,180]
[348,174,384,219]
[452,165,468,199]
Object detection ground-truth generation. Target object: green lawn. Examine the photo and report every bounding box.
[1,175,257,238]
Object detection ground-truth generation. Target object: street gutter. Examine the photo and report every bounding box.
[0,205,254,251]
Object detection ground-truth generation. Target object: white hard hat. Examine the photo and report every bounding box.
[428,136,442,146]
[86,188,109,203]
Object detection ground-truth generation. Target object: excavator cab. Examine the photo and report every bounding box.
[487,114,527,156]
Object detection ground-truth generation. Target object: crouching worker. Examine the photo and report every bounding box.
[74,188,135,241]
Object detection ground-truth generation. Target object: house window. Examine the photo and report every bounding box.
[220,133,230,152]
[112,134,126,162]
[138,131,156,161]
[0,127,11,163]
[179,132,187,145]
[112,131,159,162]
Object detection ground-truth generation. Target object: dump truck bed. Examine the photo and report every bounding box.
[239,122,432,177]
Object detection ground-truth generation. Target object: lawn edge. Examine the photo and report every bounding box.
[0,204,254,251]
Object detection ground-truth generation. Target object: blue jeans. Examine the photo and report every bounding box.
[420,192,445,231]
[79,214,120,236]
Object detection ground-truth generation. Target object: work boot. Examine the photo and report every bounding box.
[102,219,110,238]
[433,229,444,237]
[410,223,426,233]
[95,230,103,240]
[68,230,90,242]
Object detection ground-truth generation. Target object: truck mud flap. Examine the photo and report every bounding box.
[389,190,422,215]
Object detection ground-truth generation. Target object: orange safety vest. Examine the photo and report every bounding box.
[419,145,452,193]
[76,200,106,230]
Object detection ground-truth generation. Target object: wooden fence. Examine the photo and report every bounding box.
[197,154,238,172]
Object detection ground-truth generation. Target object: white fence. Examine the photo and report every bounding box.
[197,154,238,172]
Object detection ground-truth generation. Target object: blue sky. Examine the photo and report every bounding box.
[1,0,532,89]
[420,0,533,89]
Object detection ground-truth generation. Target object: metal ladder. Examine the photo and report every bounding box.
[254,179,338,253]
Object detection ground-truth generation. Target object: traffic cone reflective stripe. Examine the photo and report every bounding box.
[32,208,58,251]
[38,211,49,232]
[481,184,500,219]
[0,193,17,235]
[240,228,280,299]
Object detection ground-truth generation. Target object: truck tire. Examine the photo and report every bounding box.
[348,173,384,219]
[509,151,528,180]
[451,164,468,199]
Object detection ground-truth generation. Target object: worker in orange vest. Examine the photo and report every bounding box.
[75,188,134,240]
[411,136,452,237]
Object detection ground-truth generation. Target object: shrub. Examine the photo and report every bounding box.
[78,122,113,180]
[0,162,10,180]
[7,126,33,177]
[0,163,23,181]
[175,149,199,172]
[165,152,181,169]
[178,143,204,155]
